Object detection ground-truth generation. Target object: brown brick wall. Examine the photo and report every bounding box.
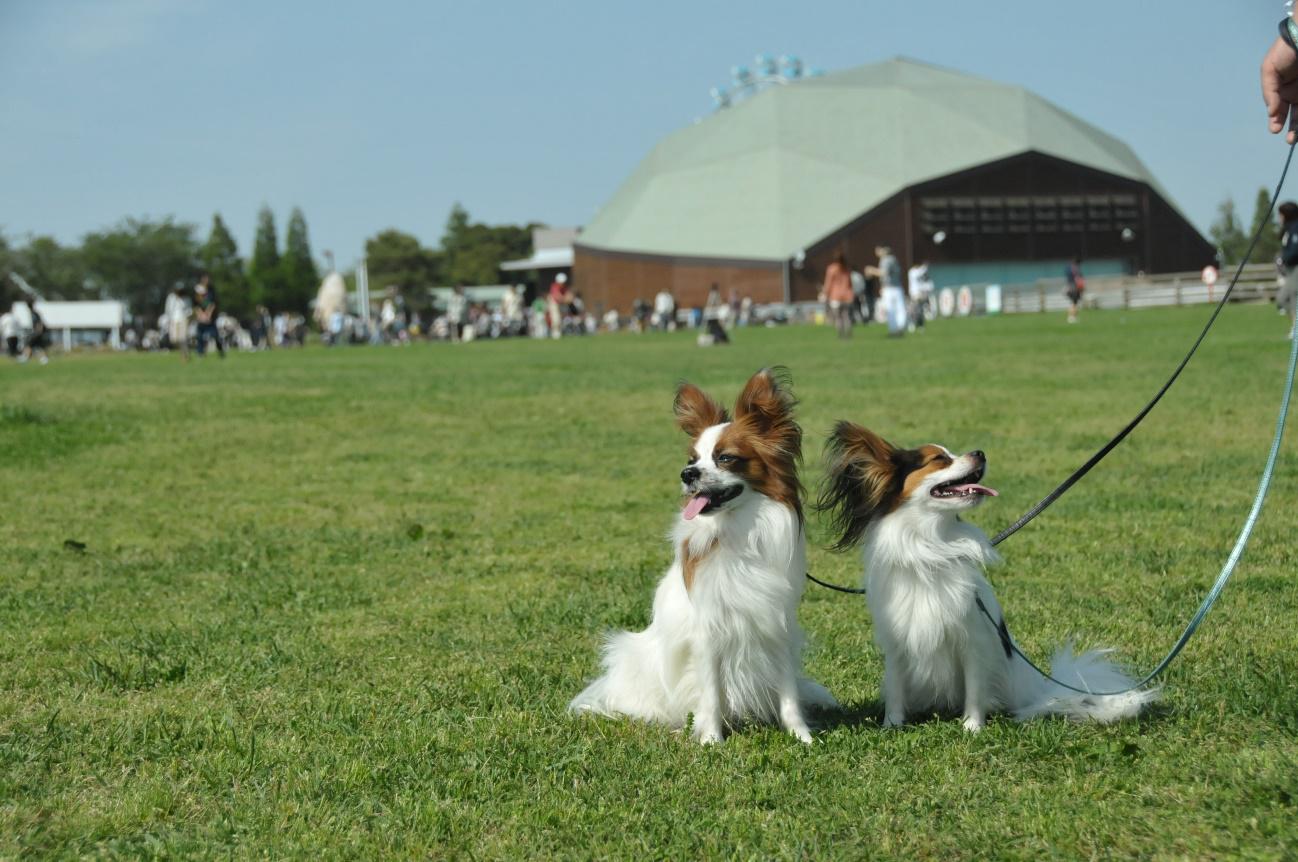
[572,247,784,314]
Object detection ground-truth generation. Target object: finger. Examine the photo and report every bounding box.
[1265,61,1286,132]
[1289,102,1298,143]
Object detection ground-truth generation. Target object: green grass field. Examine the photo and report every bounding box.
[2,306,1296,860]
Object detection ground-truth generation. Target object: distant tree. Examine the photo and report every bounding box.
[439,203,538,285]
[1209,198,1249,266]
[12,236,89,300]
[248,206,282,309]
[364,229,442,297]
[200,214,251,319]
[279,207,319,313]
[0,233,20,307]
[81,217,200,318]
[439,204,468,283]
[1246,186,1282,264]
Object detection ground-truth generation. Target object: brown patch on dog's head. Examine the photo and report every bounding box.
[712,367,804,520]
[901,445,955,501]
[674,383,729,439]
[817,423,952,550]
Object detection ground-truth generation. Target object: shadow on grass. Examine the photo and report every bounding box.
[811,699,883,732]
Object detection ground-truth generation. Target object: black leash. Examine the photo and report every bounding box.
[988,142,1296,546]
[806,141,1296,598]
[805,572,866,594]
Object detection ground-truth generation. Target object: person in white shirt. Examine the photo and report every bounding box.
[501,285,523,334]
[447,285,468,342]
[653,289,676,331]
[907,261,934,332]
[164,284,191,361]
[1,310,18,359]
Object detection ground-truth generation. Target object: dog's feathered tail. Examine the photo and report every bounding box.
[1009,644,1158,723]
[568,629,686,726]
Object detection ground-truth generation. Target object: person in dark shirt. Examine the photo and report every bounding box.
[1064,258,1085,325]
[1278,201,1298,340]
[23,299,50,365]
[193,273,226,358]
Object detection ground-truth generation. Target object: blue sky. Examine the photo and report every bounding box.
[0,0,1286,269]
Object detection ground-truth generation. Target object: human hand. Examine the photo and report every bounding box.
[1262,31,1298,143]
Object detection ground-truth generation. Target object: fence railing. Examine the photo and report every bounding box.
[995,264,1279,314]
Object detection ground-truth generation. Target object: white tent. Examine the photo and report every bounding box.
[33,300,126,350]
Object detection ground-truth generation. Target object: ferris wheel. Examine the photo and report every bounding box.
[710,54,826,111]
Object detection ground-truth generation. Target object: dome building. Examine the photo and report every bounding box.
[573,58,1213,311]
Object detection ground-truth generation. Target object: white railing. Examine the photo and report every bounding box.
[995,264,1279,314]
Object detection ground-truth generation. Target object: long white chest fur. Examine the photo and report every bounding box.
[864,517,1004,712]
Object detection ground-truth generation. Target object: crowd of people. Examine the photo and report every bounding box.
[144,275,310,359]
[819,245,934,339]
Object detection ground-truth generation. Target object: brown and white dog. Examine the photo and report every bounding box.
[570,369,836,743]
[818,422,1157,730]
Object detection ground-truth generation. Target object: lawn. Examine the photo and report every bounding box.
[1,305,1296,860]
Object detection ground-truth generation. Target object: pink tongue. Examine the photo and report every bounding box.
[682,495,711,520]
[950,483,998,497]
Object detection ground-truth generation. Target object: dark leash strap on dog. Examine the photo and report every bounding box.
[808,143,1298,692]
[805,572,867,594]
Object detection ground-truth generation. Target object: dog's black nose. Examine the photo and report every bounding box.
[681,466,701,484]
[970,450,986,462]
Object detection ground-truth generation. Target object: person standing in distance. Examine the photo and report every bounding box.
[823,252,855,339]
[164,283,191,361]
[865,245,906,336]
[1065,258,1085,324]
[193,274,226,359]
[20,297,50,364]
[1277,201,1298,340]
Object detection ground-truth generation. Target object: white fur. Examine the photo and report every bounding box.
[570,422,836,743]
[865,450,1157,730]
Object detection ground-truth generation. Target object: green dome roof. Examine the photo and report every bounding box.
[579,58,1170,261]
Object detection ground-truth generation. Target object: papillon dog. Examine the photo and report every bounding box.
[570,369,836,744]
[817,422,1157,731]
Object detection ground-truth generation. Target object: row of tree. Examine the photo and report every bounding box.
[2,203,541,323]
[363,204,538,297]
[1209,187,1283,266]
[0,207,319,322]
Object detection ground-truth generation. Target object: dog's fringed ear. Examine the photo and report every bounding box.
[674,383,729,437]
[733,366,797,433]
[816,421,900,551]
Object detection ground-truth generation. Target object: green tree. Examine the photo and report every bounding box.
[1209,198,1249,266]
[81,217,200,317]
[279,207,319,314]
[1246,186,1282,264]
[441,203,471,272]
[439,203,538,285]
[248,206,282,309]
[200,214,251,319]
[364,229,442,297]
[13,236,89,300]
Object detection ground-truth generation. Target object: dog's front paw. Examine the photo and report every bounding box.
[788,725,814,744]
[695,728,723,745]
[692,719,724,745]
[961,715,985,733]
[882,713,905,729]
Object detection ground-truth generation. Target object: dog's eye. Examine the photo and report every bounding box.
[716,453,736,465]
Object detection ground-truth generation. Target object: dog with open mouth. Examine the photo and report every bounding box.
[817,422,1157,731]
[569,369,836,744]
